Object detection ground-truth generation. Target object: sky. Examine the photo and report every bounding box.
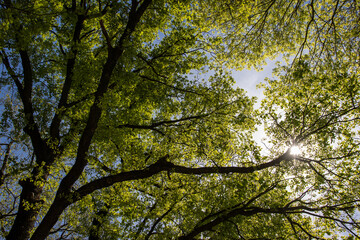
[232,58,281,105]
[232,58,282,153]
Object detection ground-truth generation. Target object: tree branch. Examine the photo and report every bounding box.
[0,141,12,187]
[0,50,23,91]
[99,19,112,49]
[50,12,86,140]
[31,3,154,238]
[179,203,357,239]
[75,150,291,201]
[117,113,210,131]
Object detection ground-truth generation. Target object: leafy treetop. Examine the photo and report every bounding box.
[0,0,359,239]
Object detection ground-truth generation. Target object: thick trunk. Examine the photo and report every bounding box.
[6,133,54,240]
[6,124,54,240]
[30,196,71,240]
[9,1,153,239]
[6,167,50,240]
[29,48,121,240]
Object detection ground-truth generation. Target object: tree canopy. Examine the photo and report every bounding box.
[0,0,359,239]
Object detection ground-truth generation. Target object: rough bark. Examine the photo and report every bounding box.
[6,49,54,240]
[29,1,153,239]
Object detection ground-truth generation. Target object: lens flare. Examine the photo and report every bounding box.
[290,145,301,156]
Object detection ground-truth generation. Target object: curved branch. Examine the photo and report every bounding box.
[178,203,358,239]
[144,202,176,240]
[75,150,291,201]
[117,113,210,130]
[296,104,360,143]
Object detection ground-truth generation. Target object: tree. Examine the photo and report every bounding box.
[0,0,359,239]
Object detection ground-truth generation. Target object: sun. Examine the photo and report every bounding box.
[290,145,301,156]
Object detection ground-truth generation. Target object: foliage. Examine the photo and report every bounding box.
[0,0,359,239]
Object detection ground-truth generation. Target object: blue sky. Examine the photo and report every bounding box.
[233,58,280,107]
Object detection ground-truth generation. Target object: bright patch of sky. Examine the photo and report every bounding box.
[232,57,283,153]
[232,57,281,107]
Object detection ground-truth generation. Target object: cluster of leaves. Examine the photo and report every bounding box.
[0,0,359,239]
[261,57,360,238]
